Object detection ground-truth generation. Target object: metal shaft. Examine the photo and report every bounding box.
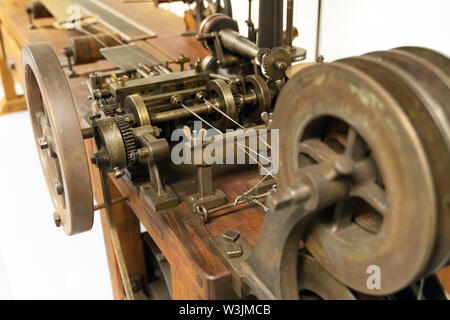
[258,0,284,48]
[150,103,212,123]
[218,29,260,59]
[286,0,294,46]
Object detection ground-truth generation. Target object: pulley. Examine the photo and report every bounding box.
[271,47,449,295]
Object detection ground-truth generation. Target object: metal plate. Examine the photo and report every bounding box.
[22,43,94,235]
[74,0,156,41]
[272,62,437,295]
[100,44,162,71]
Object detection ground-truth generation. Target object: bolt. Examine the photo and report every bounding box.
[222,229,240,243]
[89,112,101,120]
[38,137,48,150]
[226,244,242,258]
[170,95,182,106]
[55,181,64,195]
[276,61,288,71]
[63,47,78,78]
[113,167,124,179]
[316,55,324,63]
[53,212,61,227]
[195,91,205,101]
[26,7,36,29]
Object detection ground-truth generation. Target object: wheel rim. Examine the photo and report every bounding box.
[341,49,450,276]
[22,43,94,235]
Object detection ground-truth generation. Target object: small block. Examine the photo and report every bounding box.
[222,229,240,242]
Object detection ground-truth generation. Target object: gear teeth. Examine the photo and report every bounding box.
[199,14,239,53]
[115,117,137,163]
[102,104,118,117]
[261,47,291,80]
[256,48,270,65]
[229,82,243,118]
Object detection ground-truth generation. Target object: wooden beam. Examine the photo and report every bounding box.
[0,20,26,115]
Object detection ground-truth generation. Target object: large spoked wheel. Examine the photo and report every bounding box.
[273,61,438,295]
[341,47,450,277]
[23,43,94,235]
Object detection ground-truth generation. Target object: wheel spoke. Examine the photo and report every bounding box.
[345,126,366,160]
[350,182,387,216]
[299,138,338,163]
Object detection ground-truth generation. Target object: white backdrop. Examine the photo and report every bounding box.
[0,0,449,299]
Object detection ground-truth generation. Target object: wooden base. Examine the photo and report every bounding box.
[0,95,27,115]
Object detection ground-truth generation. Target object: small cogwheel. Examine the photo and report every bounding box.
[115,117,137,163]
[261,47,292,80]
[256,48,270,66]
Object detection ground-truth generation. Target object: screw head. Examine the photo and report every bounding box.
[38,137,48,150]
[113,167,124,179]
[53,212,61,227]
[222,229,240,242]
[55,182,64,195]
[226,244,242,258]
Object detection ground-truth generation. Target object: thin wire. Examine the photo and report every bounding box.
[203,98,272,151]
[179,103,274,176]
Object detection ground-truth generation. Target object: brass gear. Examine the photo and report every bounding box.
[115,117,137,163]
[261,47,292,80]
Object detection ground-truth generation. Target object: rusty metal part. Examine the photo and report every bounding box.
[273,60,437,295]
[297,251,356,300]
[22,43,94,235]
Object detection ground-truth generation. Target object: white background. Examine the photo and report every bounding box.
[0,0,449,299]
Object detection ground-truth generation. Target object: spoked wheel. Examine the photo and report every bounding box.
[22,43,93,235]
[273,58,439,295]
[340,47,450,277]
[195,0,232,26]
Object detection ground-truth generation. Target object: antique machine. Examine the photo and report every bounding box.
[21,0,450,300]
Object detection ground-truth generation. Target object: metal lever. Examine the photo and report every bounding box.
[99,170,135,300]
